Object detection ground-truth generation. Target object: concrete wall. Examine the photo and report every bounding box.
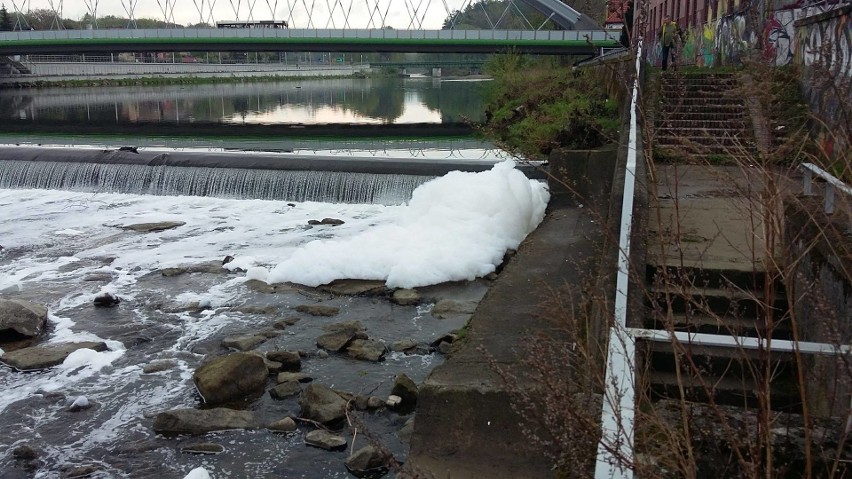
[0,62,371,84]
[785,200,852,417]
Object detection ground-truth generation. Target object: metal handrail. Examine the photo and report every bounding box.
[801,162,851,234]
[594,38,643,479]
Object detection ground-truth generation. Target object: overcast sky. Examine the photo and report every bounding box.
[17,0,479,29]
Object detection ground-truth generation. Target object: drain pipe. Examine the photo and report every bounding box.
[594,39,643,479]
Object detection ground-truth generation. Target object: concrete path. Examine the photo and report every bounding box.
[646,165,774,273]
[409,194,606,478]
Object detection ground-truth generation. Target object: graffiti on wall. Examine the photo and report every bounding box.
[795,4,852,159]
[644,0,844,68]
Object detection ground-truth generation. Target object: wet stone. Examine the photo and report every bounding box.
[390,339,418,352]
[270,381,302,400]
[221,334,267,351]
[120,221,185,233]
[346,339,386,362]
[142,359,177,374]
[431,299,478,319]
[12,444,38,461]
[305,429,347,451]
[318,279,387,296]
[267,417,297,433]
[1,341,108,371]
[316,330,357,352]
[62,464,101,478]
[391,288,421,306]
[295,304,340,317]
[180,442,225,455]
[266,350,301,372]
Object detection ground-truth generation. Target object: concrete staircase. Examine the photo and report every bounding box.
[655,72,758,162]
[642,165,801,413]
[641,265,801,413]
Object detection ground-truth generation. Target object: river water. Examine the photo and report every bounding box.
[0,77,534,478]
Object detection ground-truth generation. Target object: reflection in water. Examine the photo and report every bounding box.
[0,77,488,126]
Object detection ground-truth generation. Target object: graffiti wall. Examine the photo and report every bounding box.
[795,3,851,160]
[644,0,848,68]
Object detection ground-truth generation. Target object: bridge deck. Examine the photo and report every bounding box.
[0,29,618,55]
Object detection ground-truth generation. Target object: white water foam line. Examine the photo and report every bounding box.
[594,39,642,479]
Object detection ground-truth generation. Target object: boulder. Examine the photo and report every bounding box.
[431,299,478,319]
[143,359,178,374]
[390,374,418,410]
[159,267,188,277]
[193,353,268,405]
[152,408,256,435]
[305,430,347,451]
[299,384,348,426]
[269,381,302,400]
[346,339,386,362]
[93,293,120,308]
[316,330,358,352]
[266,350,301,372]
[234,305,278,315]
[245,280,280,294]
[1,342,108,370]
[366,396,385,409]
[318,280,387,296]
[121,221,185,232]
[12,444,38,461]
[320,218,345,225]
[267,417,297,433]
[345,445,389,473]
[391,289,421,306]
[0,299,48,339]
[221,334,266,351]
[295,304,340,317]
[389,339,418,353]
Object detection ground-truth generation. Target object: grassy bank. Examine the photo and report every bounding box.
[479,54,619,158]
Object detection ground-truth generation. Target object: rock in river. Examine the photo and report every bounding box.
[346,339,386,362]
[193,353,268,405]
[153,408,256,435]
[295,304,340,317]
[299,384,348,426]
[120,221,186,233]
[269,381,302,400]
[0,299,48,339]
[345,445,389,474]
[1,341,108,371]
[266,350,301,372]
[305,429,347,451]
[391,373,418,410]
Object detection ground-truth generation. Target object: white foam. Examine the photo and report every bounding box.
[266,161,549,288]
[184,467,212,479]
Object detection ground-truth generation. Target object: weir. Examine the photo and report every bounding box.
[0,160,431,204]
[0,146,546,204]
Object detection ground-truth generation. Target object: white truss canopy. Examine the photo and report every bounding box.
[18,0,593,30]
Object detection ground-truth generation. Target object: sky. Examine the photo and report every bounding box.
[16,0,479,29]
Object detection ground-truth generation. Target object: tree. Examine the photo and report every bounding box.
[0,4,13,31]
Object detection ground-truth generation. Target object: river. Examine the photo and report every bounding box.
[0,77,549,478]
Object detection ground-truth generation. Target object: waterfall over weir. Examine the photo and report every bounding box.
[0,160,432,205]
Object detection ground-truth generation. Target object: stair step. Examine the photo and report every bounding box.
[646,370,801,412]
[656,127,751,135]
[660,119,748,129]
[647,284,787,318]
[656,135,754,147]
[644,313,794,340]
[645,265,774,291]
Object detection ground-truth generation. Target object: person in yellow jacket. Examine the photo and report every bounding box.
[658,15,680,71]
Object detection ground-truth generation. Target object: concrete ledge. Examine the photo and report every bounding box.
[410,145,618,477]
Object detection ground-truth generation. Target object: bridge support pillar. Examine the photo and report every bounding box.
[432,67,442,78]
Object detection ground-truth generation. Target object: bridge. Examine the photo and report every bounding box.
[0,28,618,56]
[0,0,617,57]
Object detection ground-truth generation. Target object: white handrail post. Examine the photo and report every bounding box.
[824,184,835,215]
[803,168,814,196]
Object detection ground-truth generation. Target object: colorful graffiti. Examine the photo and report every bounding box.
[795,4,851,160]
[643,0,845,68]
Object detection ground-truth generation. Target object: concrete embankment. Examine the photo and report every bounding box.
[409,146,618,478]
[0,62,370,85]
